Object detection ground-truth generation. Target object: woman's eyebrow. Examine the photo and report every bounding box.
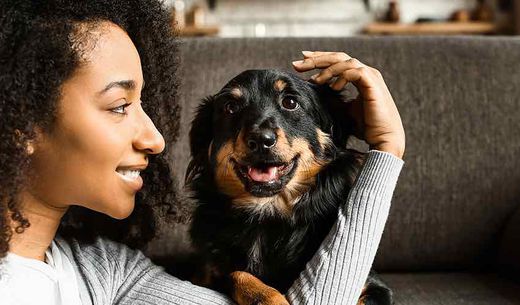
[97,80,139,96]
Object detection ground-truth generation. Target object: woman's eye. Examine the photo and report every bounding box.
[225,101,241,114]
[281,98,299,110]
[110,103,131,115]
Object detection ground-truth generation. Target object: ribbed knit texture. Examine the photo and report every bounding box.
[57,150,404,305]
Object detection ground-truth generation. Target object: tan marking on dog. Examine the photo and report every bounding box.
[274,79,287,92]
[357,284,368,305]
[273,129,294,161]
[230,87,242,98]
[316,128,333,151]
[234,129,249,158]
[214,140,249,199]
[357,295,367,305]
[287,137,326,187]
[230,271,289,305]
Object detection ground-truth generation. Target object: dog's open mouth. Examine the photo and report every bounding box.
[246,161,294,183]
[231,155,299,197]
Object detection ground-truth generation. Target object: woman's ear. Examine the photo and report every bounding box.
[14,128,43,155]
[26,141,35,155]
[186,96,215,183]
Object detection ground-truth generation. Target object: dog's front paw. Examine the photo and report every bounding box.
[230,271,289,305]
[248,289,289,305]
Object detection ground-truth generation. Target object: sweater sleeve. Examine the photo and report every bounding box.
[112,251,234,305]
[69,149,403,305]
[66,234,236,305]
[286,149,404,305]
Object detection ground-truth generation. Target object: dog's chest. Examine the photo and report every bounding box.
[239,214,335,288]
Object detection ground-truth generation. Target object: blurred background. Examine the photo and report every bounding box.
[164,0,520,37]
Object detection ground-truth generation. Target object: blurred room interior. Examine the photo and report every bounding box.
[164,0,520,37]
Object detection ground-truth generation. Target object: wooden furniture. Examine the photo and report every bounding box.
[177,25,220,37]
[363,21,499,35]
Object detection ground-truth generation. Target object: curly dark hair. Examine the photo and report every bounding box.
[0,0,186,258]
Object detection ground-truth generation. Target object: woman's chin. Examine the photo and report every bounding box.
[104,199,135,220]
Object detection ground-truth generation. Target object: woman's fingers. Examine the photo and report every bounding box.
[330,68,376,93]
[302,51,347,59]
[310,58,365,84]
[331,67,391,108]
[293,52,386,100]
[292,52,351,72]
[329,76,349,91]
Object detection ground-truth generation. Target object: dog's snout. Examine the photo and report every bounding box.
[247,129,277,152]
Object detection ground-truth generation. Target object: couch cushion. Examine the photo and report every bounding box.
[381,272,520,305]
[497,205,520,276]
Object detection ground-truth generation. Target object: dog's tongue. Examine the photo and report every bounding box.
[248,166,278,182]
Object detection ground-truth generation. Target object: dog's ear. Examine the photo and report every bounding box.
[315,85,357,149]
[186,96,215,184]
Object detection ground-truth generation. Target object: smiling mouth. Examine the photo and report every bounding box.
[231,155,299,196]
[116,169,142,181]
[115,165,147,192]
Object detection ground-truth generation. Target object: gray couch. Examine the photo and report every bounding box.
[146,37,520,305]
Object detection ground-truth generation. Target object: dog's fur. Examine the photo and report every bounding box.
[186,69,392,305]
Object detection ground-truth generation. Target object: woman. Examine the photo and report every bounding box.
[0,0,405,305]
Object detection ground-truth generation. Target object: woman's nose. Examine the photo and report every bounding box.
[133,107,165,155]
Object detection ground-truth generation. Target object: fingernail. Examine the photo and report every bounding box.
[302,51,313,56]
[292,60,304,66]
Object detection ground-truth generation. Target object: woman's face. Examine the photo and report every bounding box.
[28,22,165,219]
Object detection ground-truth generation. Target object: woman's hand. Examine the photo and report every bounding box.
[292,51,405,160]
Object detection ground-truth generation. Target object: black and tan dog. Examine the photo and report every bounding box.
[186,69,392,305]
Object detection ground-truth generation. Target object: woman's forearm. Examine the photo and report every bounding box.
[286,150,404,305]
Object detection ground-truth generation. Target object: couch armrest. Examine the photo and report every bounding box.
[497,205,520,278]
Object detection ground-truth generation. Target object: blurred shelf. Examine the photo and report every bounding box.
[363,22,499,35]
[178,25,220,37]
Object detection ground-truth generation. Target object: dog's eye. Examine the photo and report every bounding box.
[224,101,241,114]
[281,98,299,110]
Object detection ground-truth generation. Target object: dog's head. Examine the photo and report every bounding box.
[187,69,356,214]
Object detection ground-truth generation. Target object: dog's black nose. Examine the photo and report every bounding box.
[247,130,277,152]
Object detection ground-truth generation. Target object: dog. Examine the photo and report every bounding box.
[185,69,392,305]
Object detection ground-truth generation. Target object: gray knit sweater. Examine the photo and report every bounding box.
[56,150,404,305]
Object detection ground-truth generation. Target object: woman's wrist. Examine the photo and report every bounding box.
[370,143,405,160]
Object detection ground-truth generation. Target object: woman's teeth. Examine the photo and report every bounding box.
[116,169,141,180]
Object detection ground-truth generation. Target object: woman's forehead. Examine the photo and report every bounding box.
[68,22,143,94]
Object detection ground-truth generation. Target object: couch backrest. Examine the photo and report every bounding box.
[148,37,520,272]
